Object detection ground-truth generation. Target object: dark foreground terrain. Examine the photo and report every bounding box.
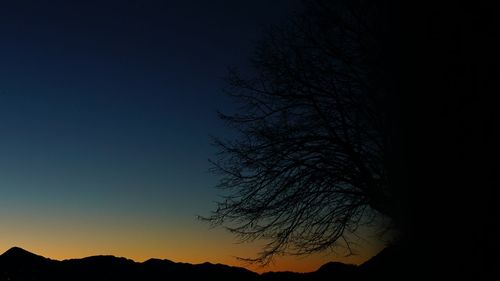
[0,246,403,281]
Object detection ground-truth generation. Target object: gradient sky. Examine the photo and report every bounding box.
[0,0,383,273]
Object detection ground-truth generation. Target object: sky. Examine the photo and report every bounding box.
[0,0,383,273]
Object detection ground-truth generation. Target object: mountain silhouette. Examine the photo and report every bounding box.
[1,247,47,262]
[0,246,396,281]
[0,247,58,281]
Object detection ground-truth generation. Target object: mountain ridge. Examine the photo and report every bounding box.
[0,246,389,281]
[1,246,48,260]
[0,246,328,274]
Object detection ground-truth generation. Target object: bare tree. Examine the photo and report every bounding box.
[204,0,395,264]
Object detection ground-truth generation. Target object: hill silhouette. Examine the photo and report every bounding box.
[0,246,397,281]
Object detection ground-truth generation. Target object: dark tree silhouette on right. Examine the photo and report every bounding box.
[206,0,498,279]
[204,0,396,265]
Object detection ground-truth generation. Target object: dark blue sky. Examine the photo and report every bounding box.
[0,0,382,272]
[0,0,297,210]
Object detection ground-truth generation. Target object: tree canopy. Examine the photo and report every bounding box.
[205,1,498,277]
[204,0,395,264]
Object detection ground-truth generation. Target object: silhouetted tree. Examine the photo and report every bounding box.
[204,0,396,264]
[206,1,498,277]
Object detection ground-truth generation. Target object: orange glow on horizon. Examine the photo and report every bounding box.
[0,212,384,273]
[0,243,377,273]
[0,233,383,273]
